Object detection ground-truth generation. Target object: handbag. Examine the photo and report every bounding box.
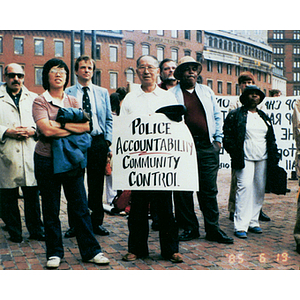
[266,164,287,195]
[111,190,131,213]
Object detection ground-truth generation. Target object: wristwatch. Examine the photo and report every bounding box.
[60,122,65,129]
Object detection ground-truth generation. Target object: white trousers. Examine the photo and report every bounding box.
[234,159,267,232]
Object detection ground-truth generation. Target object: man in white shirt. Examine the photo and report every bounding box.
[120,55,183,263]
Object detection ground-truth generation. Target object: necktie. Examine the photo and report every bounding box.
[82,86,93,132]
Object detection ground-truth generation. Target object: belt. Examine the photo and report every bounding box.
[91,133,104,139]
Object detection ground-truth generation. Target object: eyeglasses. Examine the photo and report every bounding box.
[137,65,157,72]
[50,68,67,75]
[6,73,25,79]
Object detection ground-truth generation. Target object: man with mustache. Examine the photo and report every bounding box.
[171,56,233,244]
[0,63,44,243]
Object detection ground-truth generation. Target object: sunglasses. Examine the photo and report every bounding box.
[6,73,25,79]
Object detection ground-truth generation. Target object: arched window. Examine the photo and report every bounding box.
[125,68,134,83]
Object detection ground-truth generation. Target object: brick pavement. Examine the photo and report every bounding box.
[0,170,299,270]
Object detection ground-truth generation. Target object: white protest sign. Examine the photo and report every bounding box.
[217,95,299,176]
[112,114,199,191]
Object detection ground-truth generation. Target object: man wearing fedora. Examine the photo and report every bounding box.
[170,56,233,244]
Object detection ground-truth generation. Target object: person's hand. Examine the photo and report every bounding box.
[5,126,34,140]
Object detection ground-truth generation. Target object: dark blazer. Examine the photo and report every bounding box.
[223,106,280,170]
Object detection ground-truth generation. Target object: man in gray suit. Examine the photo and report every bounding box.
[65,55,113,237]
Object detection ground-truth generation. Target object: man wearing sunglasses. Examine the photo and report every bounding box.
[0,63,44,243]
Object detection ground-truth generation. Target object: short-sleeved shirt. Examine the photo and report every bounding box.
[32,91,80,157]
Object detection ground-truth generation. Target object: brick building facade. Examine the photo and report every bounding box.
[268,30,300,96]
[0,30,273,95]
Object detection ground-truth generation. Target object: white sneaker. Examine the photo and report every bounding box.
[88,253,110,265]
[46,256,61,268]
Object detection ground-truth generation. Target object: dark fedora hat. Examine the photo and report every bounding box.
[240,85,265,105]
[174,56,202,80]
[155,104,186,122]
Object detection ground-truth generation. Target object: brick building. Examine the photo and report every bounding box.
[0,30,273,95]
[268,30,300,96]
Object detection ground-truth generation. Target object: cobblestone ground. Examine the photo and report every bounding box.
[0,170,299,271]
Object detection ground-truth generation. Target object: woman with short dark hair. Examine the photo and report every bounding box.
[33,58,109,268]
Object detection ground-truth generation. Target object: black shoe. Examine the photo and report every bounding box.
[296,244,300,254]
[64,227,76,238]
[259,210,271,222]
[179,229,200,241]
[29,233,45,241]
[205,229,234,244]
[9,235,23,243]
[229,212,234,221]
[93,225,109,236]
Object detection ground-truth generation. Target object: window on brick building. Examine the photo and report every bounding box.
[273,30,284,39]
[157,46,164,62]
[34,67,43,85]
[207,60,213,72]
[294,58,300,68]
[142,44,150,56]
[126,43,134,59]
[294,72,300,82]
[157,30,164,36]
[294,45,300,54]
[274,57,284,68]
[96,44,101,60]
[235,84,240,95]
[294,86,300,96]
[227,64,232,75]
[217,62,223,73]
[95,70,101,86]
[184,50,191,56]
[126,68,134,83]
[0,37,3,54]
[197,31,202,43]
[207,79,213,89]
[110,46,118,62]
[110,72,118,89]
[34,39,44,56]
[14,38,24,55]
[196,52,202,63]
[273,45,284,54]
[184,30,191,40]
[74,42,81,58]
[171,48,178,62]
[294,31,300,40]
[55,41,64,57]
[227,82,232,95]
[217,81,223,94]
[171,30,178,38]
[0,65,3,82]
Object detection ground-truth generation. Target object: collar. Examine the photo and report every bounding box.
[137,84,160,96]
[43,90,67,107]
[6,86,22,100]
[76,81,93,92]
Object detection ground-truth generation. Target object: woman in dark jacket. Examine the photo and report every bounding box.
[223,85,280,239]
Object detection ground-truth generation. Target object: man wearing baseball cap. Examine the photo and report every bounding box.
[171,56,233,244]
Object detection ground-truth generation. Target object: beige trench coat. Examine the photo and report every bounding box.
[0,85,37,188]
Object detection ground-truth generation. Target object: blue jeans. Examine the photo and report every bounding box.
[34,153,101,261]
